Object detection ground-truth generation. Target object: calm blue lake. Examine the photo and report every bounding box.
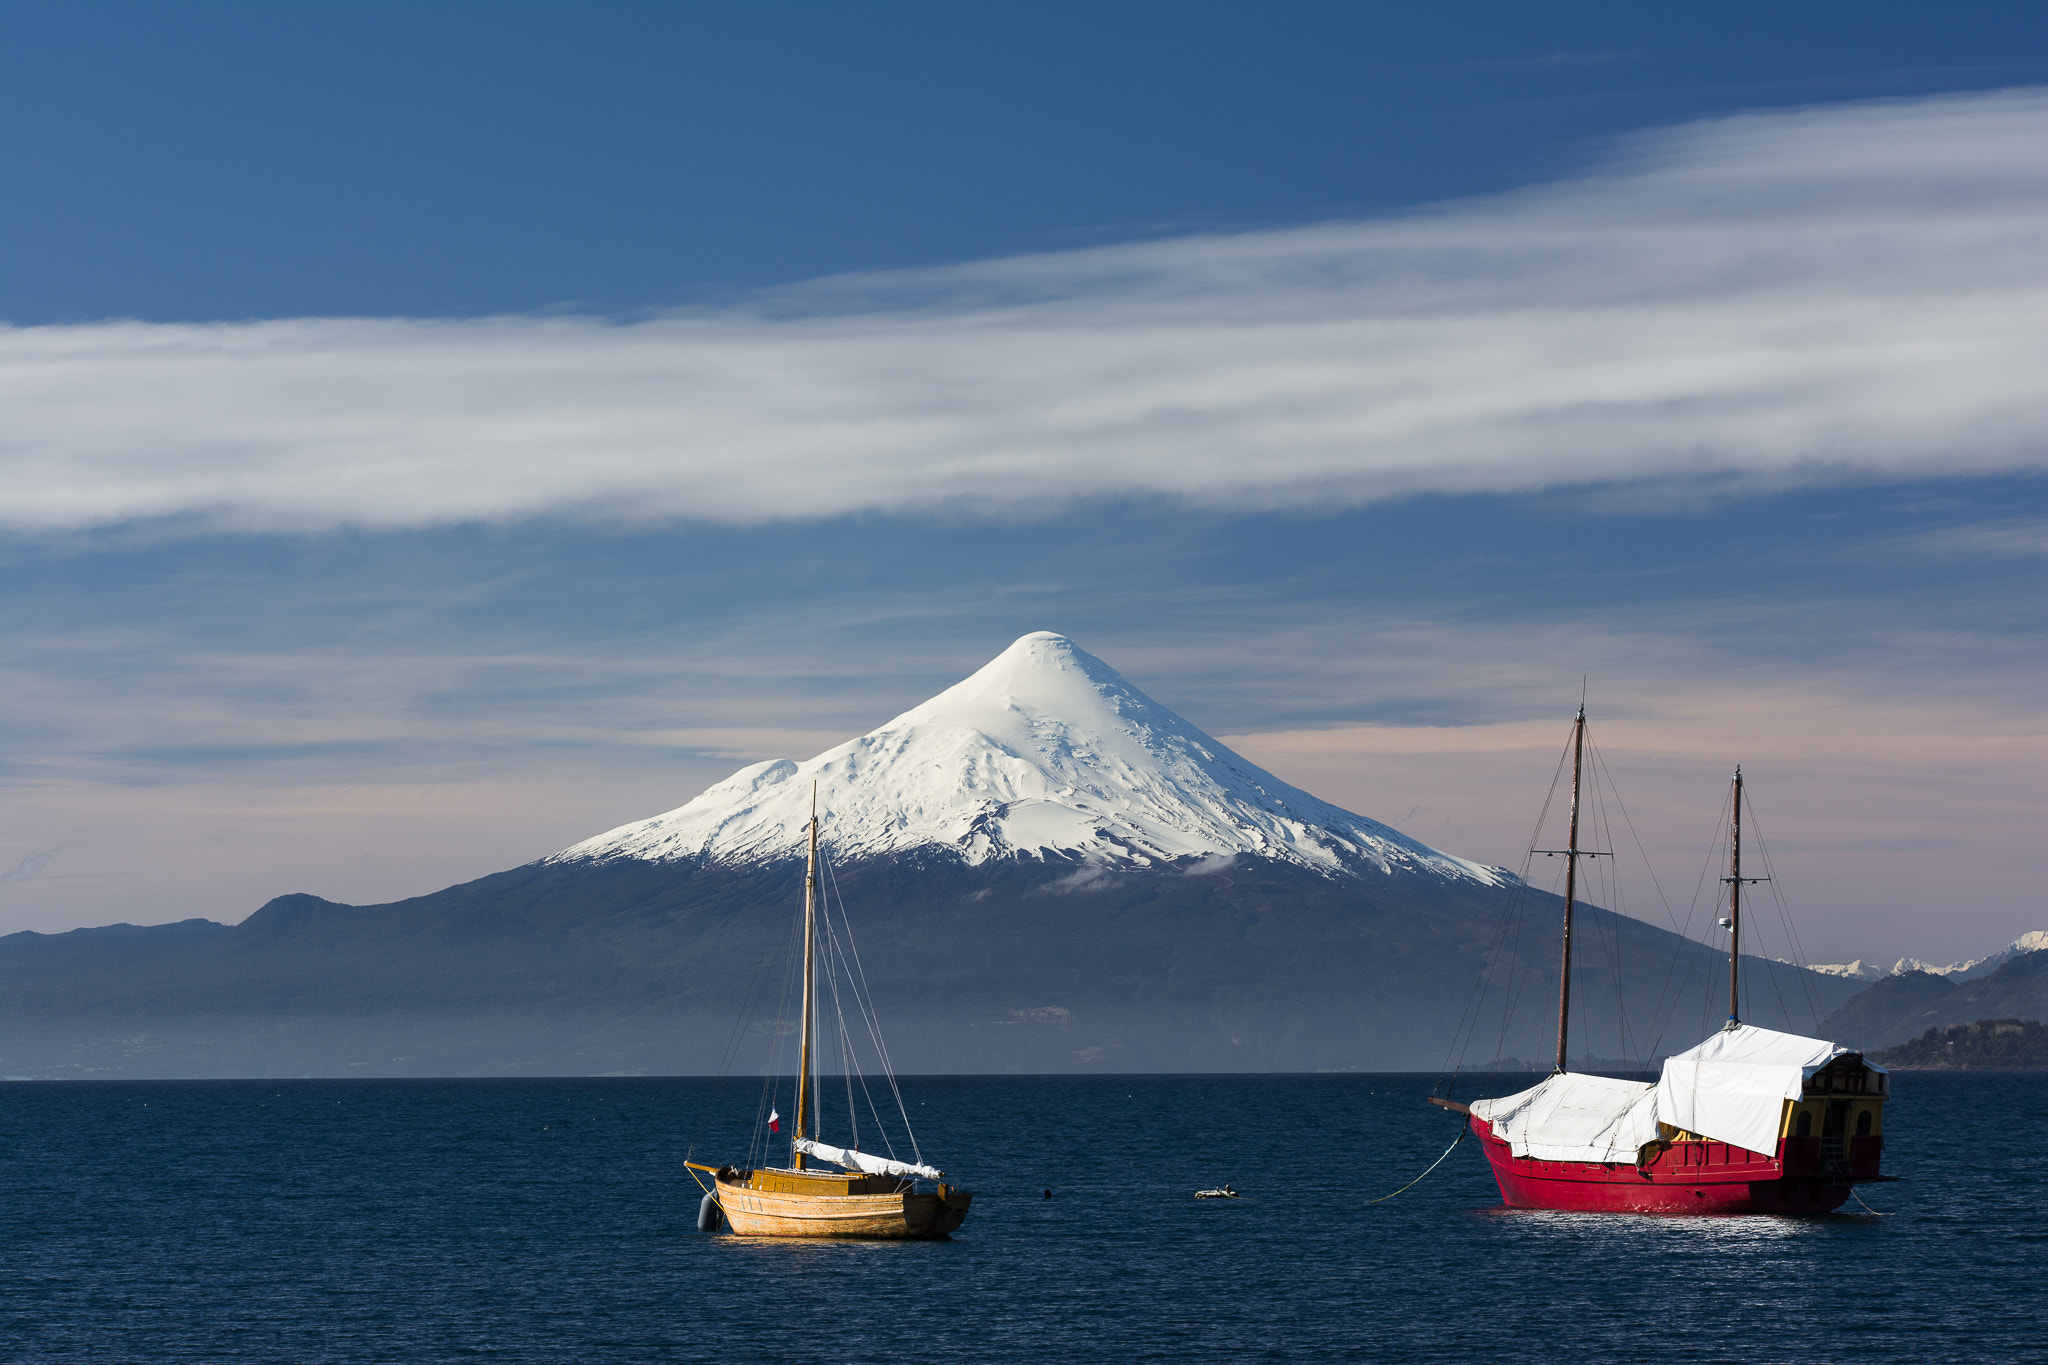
[1,1072,2040,1362]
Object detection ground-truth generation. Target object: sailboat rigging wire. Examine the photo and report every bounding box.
[820,850,925,1164]
[846,1028,899,1162]
[769,847,915,1167]
[1488,731,1576,1066]
[1585,735,1691,1069]
[1488,870,1540,1069]
[815,891,902,1162]
[1580,739,1641,1069]
[1438,875,1518,1082]
[1441,846,1541,1084]
[1588,736,1683,935]
[1677,777,1795,1034]
[1579,773,1624,1067]
[684,857,809,1174]
[1363,1126,1468,1205]
[1438,722,1574,1090]
[1742,796,1825,1030]
[753,888,809,1170]
[825,934,907,1163]
[1437,869,1534,1089]
[1644,801,1731,1064]
[838,952,861,1152]
[1736,786,1800,1032]
[814,903,857,1145]
[1581,745,1626,1063]
[822,922,859,1149]
[1499,843,1576,1064]
[816,887,900,1162]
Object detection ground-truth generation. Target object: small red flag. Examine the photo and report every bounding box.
[768,1107,781,1133]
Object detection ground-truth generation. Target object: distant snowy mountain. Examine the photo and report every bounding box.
[1805,960,1892,983]
[1897,930,2048,982]
[556,631,1505,886]
[1806,931,2047,985]
[1889,956,1978,978]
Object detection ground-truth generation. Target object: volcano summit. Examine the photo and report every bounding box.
[0,633,1852,1078]
[559,632,1502,884]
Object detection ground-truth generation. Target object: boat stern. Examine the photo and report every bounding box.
[924,1184,973,1238]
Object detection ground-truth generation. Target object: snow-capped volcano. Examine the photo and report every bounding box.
[556,631,1504,886]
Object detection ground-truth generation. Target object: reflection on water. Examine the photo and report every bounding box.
[720,1233,961,1256]
[1484,1205,1829,1239]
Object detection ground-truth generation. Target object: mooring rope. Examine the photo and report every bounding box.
[1363,1126,1468,1205]
[1851,1187,1884,1216]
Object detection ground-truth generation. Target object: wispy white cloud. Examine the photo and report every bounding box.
[4,89,2045,533]
[1902,516,2048,557]
[0,847,59,885]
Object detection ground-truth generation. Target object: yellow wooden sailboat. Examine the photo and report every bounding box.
[688,792,972,1239]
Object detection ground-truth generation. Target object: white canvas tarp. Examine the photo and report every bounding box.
[1655,1023,1885,1156]
[792,1138,943,1181]
[1466,1072,1662,1163]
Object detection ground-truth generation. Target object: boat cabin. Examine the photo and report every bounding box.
[1802,1052,1883,1095]
[722,1166,913,1197]
[1783,1052,1885,1166]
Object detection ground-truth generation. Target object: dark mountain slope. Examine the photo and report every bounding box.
[1819,971,1959,1051]
[1823,951,2048,1050]
[0,854,1856,1078]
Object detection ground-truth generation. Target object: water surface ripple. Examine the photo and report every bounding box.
[1,1073,2038,1362]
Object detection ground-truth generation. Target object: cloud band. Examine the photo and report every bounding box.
[5,89,2045,532]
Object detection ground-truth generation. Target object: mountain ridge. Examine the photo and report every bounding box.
[0,854,1856,1077]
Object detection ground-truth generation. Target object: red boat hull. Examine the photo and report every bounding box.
[1470,1116,1882,1214]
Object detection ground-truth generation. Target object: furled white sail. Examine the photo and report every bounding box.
[1467,1072,1662,1163]
[1657,1023,1885,1156]
[793,1138,943,1181]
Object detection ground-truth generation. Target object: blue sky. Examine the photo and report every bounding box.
[10,0,2048,320]
[2,2,2043,966]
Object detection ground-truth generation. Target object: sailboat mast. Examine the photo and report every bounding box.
[1727,766,1742,1026]
[1554,706,1586,1074]
[793,785,819,1169]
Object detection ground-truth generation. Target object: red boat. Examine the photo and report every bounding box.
[1437,711,1891,1214]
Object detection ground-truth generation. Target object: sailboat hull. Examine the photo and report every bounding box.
[1469,1116,1879,1214]
[715,1176,972,1239]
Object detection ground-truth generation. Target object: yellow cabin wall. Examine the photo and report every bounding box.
[1780,1096,1884,1139]
[1655,1094,1886,1146]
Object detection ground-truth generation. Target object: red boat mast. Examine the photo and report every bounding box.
[1727,767,1742,1025]
[1552,707,1586,1074]
[1722,766,1766,1028]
